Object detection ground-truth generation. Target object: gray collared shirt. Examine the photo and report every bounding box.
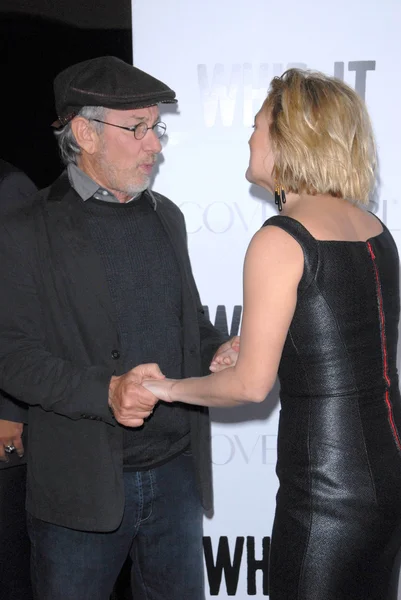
[67,163,157,208]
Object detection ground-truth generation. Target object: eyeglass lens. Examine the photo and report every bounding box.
[135,122,166,140]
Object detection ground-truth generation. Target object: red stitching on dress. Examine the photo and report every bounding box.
[384,390,401,449]
[367,241,401,450]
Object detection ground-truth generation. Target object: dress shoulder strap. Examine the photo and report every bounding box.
[262,215,319,294]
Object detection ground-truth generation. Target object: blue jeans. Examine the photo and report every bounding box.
[27,451,204,600]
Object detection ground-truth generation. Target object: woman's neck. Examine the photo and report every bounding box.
[280,193,348,216]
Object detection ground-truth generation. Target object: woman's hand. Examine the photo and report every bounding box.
[209,336,240,372]
[142,378,177,403]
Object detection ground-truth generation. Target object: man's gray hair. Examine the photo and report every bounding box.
[54,106,106,165]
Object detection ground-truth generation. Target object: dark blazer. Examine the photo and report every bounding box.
[0,159,37,431]
[0,172,224,531]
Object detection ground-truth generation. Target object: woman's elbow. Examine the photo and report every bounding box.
[232,368,274,404]
[246,392,268,404]
[242,383,273,404]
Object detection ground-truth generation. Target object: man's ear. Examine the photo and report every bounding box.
[70,117,100,156]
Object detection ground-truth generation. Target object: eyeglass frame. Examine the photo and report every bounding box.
[90,118,167,140]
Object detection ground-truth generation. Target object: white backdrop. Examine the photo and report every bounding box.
[132,1,401,597]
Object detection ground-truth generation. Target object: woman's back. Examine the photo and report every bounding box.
[267,204,400,398]
[286,195,383,240]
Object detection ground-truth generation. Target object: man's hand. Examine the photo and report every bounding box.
[209,336,240,372]
[0,420,24,462]
[108,363,165,428]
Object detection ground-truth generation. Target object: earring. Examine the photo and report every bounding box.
[274,183,286,212]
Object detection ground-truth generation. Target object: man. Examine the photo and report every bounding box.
[0,159,36,600]
[0,57,237,600]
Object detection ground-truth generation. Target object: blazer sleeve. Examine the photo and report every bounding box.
[0,391,28,423]
[0,169,37,212]
[0,168,37,423]
[0,217,115,425]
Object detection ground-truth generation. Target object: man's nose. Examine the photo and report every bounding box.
[144,130,162,153]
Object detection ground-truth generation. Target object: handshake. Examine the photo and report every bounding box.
[108,337,239,427]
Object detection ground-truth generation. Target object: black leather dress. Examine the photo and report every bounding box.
[265,216,401,600]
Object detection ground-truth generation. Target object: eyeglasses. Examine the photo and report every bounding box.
[90,119,167,140]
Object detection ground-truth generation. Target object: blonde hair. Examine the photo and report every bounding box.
[262,68,377,204]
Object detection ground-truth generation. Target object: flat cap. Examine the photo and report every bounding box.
[53,56,177,128]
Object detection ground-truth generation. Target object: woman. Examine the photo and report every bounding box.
[144,69,401,599]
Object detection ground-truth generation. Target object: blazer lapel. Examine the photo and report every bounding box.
[153,194,198,313]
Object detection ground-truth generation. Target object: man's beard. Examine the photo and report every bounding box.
[95,139,157,195]
[124,175,150,196]
[98,156,152,197]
